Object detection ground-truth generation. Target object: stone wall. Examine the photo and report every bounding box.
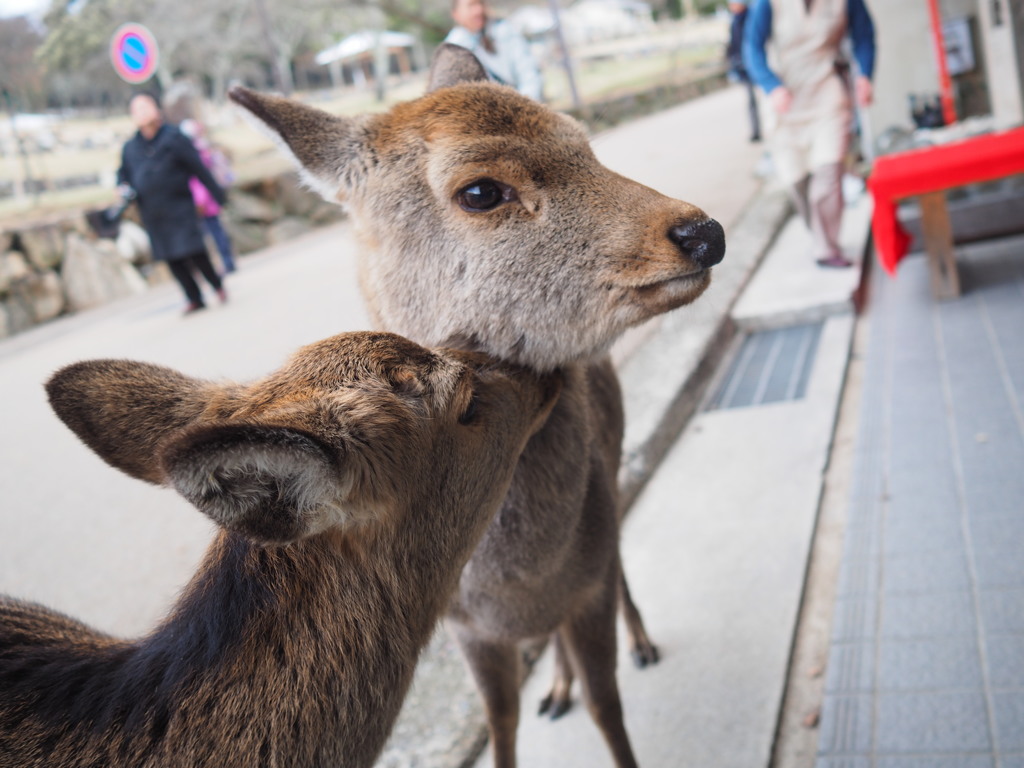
[0,172,345,340]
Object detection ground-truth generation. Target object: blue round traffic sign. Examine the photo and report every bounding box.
[110,23,159,84]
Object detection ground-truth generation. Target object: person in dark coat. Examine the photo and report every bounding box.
[117,92,228,314]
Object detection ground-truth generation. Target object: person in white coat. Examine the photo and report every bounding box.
[445,0,544,101]
[744,0,875,268]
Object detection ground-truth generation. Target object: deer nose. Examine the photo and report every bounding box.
[668,218,726,268]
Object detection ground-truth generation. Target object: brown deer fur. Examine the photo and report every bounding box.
[0,331,560,768]
[228,45,726,768]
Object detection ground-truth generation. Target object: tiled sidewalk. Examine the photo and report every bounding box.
[817,240,1024,767]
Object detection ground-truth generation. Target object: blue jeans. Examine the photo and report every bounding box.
[203,215,235,272]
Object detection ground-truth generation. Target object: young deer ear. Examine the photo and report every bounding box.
[427,43,490,92]
[46,360,214,485]
[161,423,352,544]
[228,85,369,201]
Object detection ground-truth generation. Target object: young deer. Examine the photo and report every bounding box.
[229,45,725,768]
[0,331,560,768]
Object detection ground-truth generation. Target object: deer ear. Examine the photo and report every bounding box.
[46,360,213,485]
[228,85,370,201]
[161,423,353,544]
[427,43,490,92]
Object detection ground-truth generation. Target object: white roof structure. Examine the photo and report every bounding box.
[315,31,416,66]
[506,0,654,46]
[507,6,556,37]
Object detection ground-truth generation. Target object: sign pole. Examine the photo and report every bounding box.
[548,0,581,108]
[925,0,957,125]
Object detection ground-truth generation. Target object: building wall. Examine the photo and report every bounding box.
[865,1,938,134]
[866,0,1023,135]
[977,0,1024,127]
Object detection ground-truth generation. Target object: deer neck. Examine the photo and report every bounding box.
[141,525,454,761]
[0,523,458,767]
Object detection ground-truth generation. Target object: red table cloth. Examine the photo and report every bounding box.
[867,126,1024,275]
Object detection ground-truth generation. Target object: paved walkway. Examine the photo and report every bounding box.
[0,224,371,634]
[817,238,1024,767]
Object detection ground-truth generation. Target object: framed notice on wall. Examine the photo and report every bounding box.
[942,17,975,76]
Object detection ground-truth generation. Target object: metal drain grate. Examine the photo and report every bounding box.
[707,322,824,410]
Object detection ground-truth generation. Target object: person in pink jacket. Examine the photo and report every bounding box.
[181,119,236,274]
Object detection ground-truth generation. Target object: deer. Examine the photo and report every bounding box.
[0,330,561,768]
[228,44,726,768]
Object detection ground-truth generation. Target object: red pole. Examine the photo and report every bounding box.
[925,0,957,125]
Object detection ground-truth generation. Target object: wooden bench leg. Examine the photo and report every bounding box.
[918,190,961,300]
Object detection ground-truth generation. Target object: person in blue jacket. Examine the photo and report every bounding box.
[744,0,875,268]
[726,1,761,143]
[445,0,543,101]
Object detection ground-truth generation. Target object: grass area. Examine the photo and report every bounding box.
[550,44,720,106]
[0,19,727,229]
[0,112,135,225]
[1,146,117,183]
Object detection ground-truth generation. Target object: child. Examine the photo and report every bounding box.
[181,119,236,274]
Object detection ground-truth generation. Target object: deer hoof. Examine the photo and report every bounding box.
[538,693,572,720]
[631,643,660,669]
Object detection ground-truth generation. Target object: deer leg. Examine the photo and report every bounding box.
[562,567,640,768]
[453,628,521,768]
[619,569,659,668]
[538,630,574,719]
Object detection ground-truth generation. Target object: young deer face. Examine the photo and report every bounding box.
[46,332,560,546]
[229,46,726,371]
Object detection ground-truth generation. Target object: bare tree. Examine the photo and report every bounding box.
[373,0,450,39]
[34,0,439,105]
[0,17,46,110]
[180,2,255,101]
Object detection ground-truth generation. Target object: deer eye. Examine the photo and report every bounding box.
[457,179,513,212]
[458,392,480,425]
